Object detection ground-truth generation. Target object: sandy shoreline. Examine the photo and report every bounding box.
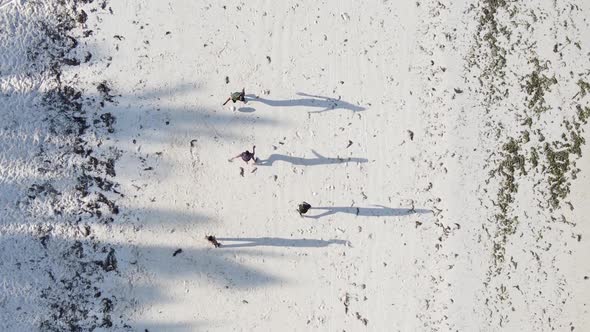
[1,0,589,330]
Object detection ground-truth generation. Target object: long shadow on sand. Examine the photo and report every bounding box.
[304,205,432,219]
[246,92,366,113]
[257,150,368,166]
[215,237,348,248]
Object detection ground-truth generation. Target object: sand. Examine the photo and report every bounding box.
[1,0,589,331]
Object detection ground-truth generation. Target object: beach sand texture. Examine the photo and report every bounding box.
[0,0,589,330]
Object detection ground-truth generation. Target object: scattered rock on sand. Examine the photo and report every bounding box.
[62,58,80,66]
[99,249,117,272]
[80,225,91,237]
[77,10,88,24]
[343,293,351,313]
[355,312,368,325]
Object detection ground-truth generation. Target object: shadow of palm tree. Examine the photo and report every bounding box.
[304,205,432,219]
[133,243,281,288]
[215,237,348,248]
[110,95,282,143]
[246,92,366,113]
[257,150,368,166]
[238,107,256,113]
[0,2,291,329]
[0,230,283,330]
[133,321,207,331]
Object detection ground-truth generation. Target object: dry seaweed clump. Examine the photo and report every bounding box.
[576,104,590,124]
[474,0,511,70]
[543,142,573,209]
[529,147,539,168]
[488,137,528,271]
[575,79,590,98]
[479,0,511,48]
[539,103,590,211]
[469,0,517,109]
[490,137,526,215]
[543,133,585,210]
[523,58,557,113]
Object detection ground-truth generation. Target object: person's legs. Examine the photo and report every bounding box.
[240,88,246,102]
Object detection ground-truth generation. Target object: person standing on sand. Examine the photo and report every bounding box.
[223,88,246,105]
[297,202,312,216]
[206,235,221,248]
[229,146,256,164]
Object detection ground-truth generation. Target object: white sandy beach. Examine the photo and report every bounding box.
[1,0,589,331]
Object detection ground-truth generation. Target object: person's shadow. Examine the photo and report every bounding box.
[257,150,368,166]
[303,205,432,219]
[246,92,366,113]
[238,107,256,113]
[215,237,348,248]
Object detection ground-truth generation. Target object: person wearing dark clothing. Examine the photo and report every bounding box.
[223,88,246,105]
[229,146,256,164]
[297,202,312,216]
[206,235,221,248]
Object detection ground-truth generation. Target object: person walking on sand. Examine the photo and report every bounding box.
[229,146,256,164]
[206,235,221,248]
[223,88,246,105]
[297,201,312,216]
